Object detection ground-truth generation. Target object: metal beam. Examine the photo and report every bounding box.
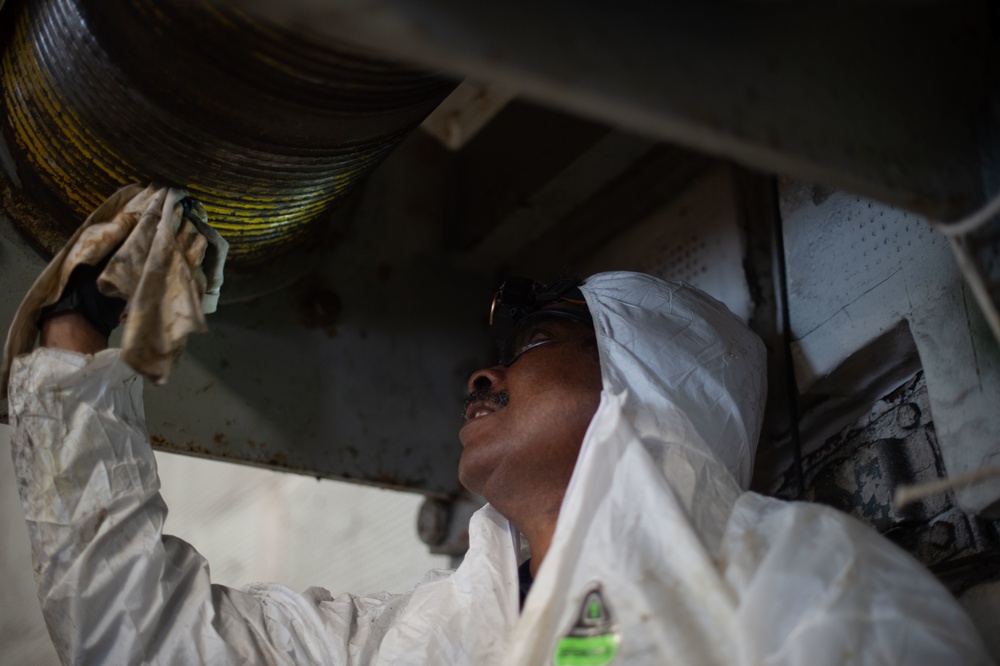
[225,0,996,221]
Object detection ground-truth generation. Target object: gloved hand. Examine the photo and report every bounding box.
[34,195,212,341]
[2,185,229,397]
[36,262,127,340]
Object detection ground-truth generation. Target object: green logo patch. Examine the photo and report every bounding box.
[553,585,619,666]
[554,634,620,666]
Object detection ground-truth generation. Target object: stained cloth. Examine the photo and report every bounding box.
[2,184,226,395]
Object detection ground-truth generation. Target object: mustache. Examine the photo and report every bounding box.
[462,388,509,419]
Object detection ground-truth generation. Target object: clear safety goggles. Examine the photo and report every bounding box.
[489,276,592,366]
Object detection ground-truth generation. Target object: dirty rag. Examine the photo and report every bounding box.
[2,183,227,395]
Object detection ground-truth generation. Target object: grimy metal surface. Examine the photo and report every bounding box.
[768,372,1000,596]
[0,131,489,496]
[224,0,997,222]
[779,180,1000,516]
[0,0,454,264]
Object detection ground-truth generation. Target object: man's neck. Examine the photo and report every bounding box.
[525,531,552,579]
[506,508,560,579]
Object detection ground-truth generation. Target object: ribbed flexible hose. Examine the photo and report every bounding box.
[1,0,454,264]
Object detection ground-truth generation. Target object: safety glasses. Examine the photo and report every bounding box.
[489,276,592,366]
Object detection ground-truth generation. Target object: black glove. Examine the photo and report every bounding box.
[36,262,127,339]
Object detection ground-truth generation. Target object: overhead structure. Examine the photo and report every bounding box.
[226,0,998,223]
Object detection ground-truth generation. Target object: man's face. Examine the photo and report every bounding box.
[458,316,603,510]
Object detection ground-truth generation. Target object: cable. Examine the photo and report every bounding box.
[947,235,1000,345]
[924,189,1000,347]
[895,465,1000,508]
[929,187,1000,237]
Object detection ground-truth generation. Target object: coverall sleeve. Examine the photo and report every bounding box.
[7,347,405,665]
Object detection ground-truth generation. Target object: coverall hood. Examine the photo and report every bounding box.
[579,271,766,490]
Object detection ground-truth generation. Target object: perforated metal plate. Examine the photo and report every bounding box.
[780,180,1000,516]
[582,167,753,322]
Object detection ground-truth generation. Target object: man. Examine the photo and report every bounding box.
[8,269,990,664]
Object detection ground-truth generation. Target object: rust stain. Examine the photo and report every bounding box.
[269,452,288,467]
[213,432,225,444]
[371,468,420,488]
[150,433,229,458]
[291,273,342,337]
[182,440,216,457]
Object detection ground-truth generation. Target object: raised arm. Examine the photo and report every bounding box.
[9,336,411,663]
[4,184,423,663]
[40,311,108,355]
[9,257,409,663]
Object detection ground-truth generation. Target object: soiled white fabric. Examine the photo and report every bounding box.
[2,184,227,395]
[7,271,991,665]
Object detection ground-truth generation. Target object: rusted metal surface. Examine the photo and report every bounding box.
[0,0,455,264]
[768,372,1000,595]
[291,273,344,337]
[418,493,482,557]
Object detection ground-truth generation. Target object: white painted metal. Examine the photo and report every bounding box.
[780,181,1000,516]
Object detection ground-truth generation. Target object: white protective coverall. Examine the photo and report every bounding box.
[8,271,990,665]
